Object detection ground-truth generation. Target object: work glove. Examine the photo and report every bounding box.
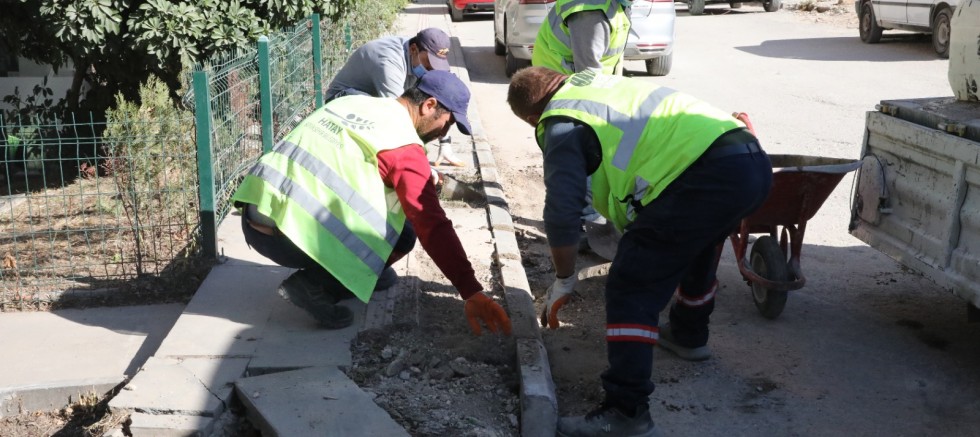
[464,292,513,336]
[540,274,578,329]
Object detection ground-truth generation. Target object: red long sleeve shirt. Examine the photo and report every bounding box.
[377,144,482,299]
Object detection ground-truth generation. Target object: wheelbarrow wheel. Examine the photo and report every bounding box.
[750,236,789,319]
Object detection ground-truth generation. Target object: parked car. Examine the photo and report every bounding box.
[683,0,781,15]
[855,0,957,58]
[492,0,675,77]
[448,0,495,22]
[626,0,676,76]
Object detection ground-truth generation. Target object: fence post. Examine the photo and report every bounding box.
[344,23,352,51]
[193,71,218,259]
[311,14,324,108]
[258,36,274,154]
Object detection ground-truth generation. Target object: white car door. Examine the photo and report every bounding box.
[906,0,933,26]
[877,0,909,23]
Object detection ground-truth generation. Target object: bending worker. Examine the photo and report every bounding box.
[232,70,511,336]
[326,27,465,167]
[507,67,772,436]
[531,0,632,75]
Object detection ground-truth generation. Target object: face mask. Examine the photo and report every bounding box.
[617,0,633,7]
[412,53,428,79]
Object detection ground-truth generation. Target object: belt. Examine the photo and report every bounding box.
[698,140,762,162]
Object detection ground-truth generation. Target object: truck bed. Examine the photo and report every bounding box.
[850,97,980,309]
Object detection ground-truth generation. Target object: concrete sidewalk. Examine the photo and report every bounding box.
[0,2,554,436]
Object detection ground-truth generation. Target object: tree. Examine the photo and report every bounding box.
[0,0,357,117]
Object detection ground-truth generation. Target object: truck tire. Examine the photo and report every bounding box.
[688,0,705,15]
[763,0,781,12]
[730,2,743,8]
[932,7,952,58]
[646,54,672,76]
[750,236,789,320]
[859,1,883,43]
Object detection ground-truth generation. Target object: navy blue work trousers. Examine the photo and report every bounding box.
[601,146,772,410]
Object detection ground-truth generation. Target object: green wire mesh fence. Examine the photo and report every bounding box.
[0,113,199,308]
[1,3,405,308]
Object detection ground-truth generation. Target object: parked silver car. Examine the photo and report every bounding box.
[855,0,957,58]
[493,0,675,77]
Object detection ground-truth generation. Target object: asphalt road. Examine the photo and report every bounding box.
[448,5,978,436]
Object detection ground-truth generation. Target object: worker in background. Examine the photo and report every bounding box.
[507,67,772,436]
[531,0,632,75]
[326,27,466,168]
[532,0,633,226]
[232,70,512,336]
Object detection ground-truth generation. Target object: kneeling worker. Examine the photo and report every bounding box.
[232,70,511,335]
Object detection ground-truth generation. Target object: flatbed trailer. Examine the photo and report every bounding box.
[850,97,980,316]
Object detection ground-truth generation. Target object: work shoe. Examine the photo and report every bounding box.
[657,324,712,361]
[375,266,398,290]
[277,272,353,329]
[557,403,661,437]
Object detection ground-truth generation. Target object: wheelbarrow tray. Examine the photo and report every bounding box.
[743,155,863,232]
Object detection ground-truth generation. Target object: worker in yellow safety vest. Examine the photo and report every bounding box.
[231,70,511,335]
[507,67,772,437]
[532,0,634,234]
[531,0,632,75]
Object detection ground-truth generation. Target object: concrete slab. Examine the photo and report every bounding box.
[109,356,248,417]
[235,366,409,437]
[245,298,366,376]
[0,304,183,416]
[154,262,287,358]
[128,412,212,437]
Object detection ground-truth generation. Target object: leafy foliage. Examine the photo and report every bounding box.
[0,0,361,116]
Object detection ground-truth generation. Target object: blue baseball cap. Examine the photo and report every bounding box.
[416,70,472,135]
[415,28,452,71]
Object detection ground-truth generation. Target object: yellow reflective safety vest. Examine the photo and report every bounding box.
[536,70,744,230]
[531,0,631,74]
[231,96,418,302]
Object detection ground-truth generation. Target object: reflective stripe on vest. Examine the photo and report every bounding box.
[249,160,395,272]
[269,140,396,241]
[544,85,676,171]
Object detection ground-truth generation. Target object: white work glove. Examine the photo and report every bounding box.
[540,274,578,329]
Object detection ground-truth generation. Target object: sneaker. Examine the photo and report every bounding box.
[657,324,711,361]
[557,403,661,437]
[375,266,398,290]
[277,272,353,329]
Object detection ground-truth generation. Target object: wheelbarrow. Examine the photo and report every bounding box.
[731,154,862,319]
[580,154,861,320]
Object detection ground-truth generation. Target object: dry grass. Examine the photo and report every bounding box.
[0,175,211,310]
[0,391,129,437]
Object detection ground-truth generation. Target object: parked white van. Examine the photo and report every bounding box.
[856,0,958,58]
